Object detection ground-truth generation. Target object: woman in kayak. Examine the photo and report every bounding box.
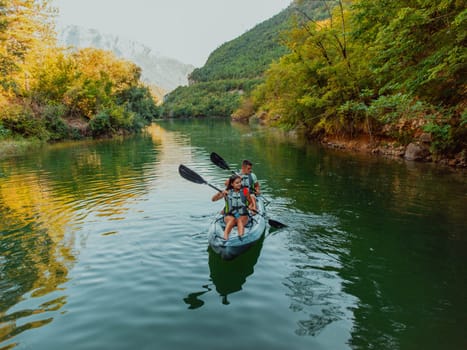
[212,174,256,240]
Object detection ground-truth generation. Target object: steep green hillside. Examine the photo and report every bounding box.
[188,13,290,83]
[159,1,335,118]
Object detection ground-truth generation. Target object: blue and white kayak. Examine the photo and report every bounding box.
[208,195,267,260]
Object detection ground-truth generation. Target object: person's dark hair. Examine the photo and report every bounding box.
[227,174,241,190]
[242,159,252,167]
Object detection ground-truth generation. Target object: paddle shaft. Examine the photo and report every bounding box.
[207,183,223,192]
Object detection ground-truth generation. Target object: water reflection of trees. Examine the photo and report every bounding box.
[0,133,158,344]
[282,216,357,338]
[0,173,73,344]
[159,119,466,230]
[159,118,467,347]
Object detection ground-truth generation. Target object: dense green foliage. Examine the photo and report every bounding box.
[250,0,466,157]
[159,79,262,118]
[160,1,334,118]
[0,0,157,144]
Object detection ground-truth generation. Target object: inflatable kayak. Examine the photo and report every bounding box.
[208,195,267,260]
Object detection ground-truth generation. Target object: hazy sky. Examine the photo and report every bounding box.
[52,0,292,67]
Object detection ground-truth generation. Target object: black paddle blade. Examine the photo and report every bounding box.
[268,218,287,229]
[210,152,231,170]
[252,207,287,229]
[178,164,207,185]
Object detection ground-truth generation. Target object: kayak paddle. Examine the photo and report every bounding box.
[210,152,234,172]
[178,164,222,192]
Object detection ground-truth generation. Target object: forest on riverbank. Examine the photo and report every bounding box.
[2,0,466,167]
[161,0,466,166]
[0,0,158,157]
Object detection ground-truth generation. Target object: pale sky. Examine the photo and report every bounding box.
[52,0,292,67]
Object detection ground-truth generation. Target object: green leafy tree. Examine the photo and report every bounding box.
[352,0,466,105]
[248,0,465,155]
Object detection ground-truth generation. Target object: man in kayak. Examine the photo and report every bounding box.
[212,174,256,240]
[224,159,260,203]
[239,159,260,197]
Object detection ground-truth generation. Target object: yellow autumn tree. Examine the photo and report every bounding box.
[0,0,56,97]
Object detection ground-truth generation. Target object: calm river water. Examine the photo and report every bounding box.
[1,118,466,350]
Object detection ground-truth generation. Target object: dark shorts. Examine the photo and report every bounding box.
[225,213,248,218]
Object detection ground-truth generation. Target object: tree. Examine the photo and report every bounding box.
[351,0,466,105]
[0,0,56,96]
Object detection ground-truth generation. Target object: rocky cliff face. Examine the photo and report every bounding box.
[57,25,195,97]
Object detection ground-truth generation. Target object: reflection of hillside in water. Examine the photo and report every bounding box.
[146,123,194,169]
[0,134,159,343]
[280,214,357,338]
[156,119,467,346]
[157,119,467,230]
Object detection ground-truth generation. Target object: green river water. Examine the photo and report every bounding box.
[0,118,466,350]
